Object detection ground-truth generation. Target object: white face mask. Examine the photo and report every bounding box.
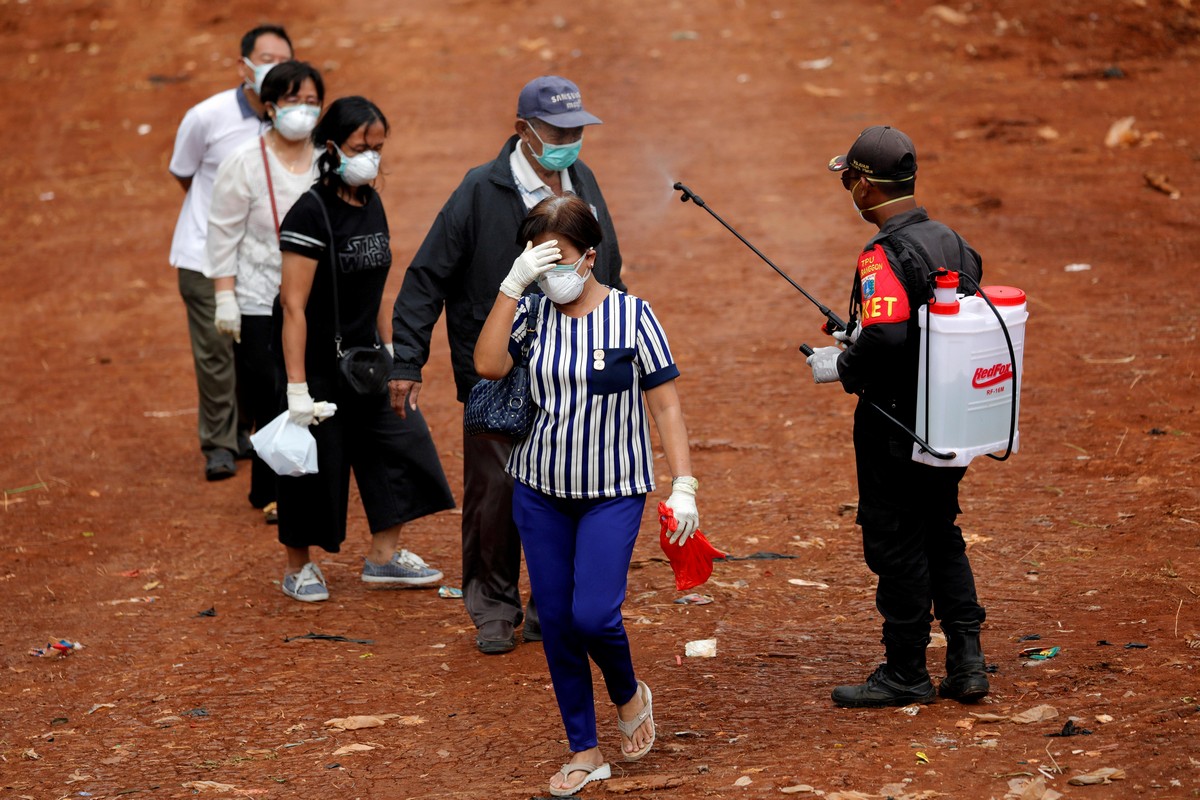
[850,178,913,222]
[334,144,381,186]
[856,194,915,222]
[538,250,591,304]
[242,57,278,95]
[272,104,320,141]
[540,271,587,304]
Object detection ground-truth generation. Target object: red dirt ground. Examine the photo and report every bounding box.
[2,1,1198,798]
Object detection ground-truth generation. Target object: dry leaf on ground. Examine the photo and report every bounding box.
[324,714,399,730]
[1010,704,1059,724]
[1068,767,1126,785]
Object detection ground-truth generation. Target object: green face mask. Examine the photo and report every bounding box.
[525,124,583,171]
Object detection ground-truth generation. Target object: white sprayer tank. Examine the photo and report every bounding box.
[914,274,1027,467]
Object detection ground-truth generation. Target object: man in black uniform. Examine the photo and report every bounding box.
[389,76,625,654]
[806,125,989,707]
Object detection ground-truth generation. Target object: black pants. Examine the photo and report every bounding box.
[461,429,529,628]
[853,401,986,649]
[234,315,278,509]
[276,379,455,552]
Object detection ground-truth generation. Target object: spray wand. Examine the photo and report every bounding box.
[671,181,956,461]
[673,182,849,341]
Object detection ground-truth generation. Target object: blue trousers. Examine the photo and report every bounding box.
[513,482,645,752]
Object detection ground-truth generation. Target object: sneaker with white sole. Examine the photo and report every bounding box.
[361,549,443,586]
[282,562,329,602]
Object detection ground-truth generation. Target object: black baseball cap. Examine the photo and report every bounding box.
[828,125,917,181]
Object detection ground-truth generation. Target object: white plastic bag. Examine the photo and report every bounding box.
[250,411,319,476]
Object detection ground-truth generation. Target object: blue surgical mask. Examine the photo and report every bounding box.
[525,123,583,171]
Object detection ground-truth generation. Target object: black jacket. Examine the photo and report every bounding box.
[391,136,625,401]
[837,207,982,423]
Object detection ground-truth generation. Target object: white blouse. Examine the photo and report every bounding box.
[205,136,318,315]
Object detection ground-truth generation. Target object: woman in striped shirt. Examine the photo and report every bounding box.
[475,194,700,797]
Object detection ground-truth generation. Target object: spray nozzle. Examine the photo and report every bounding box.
[673,182,706,208]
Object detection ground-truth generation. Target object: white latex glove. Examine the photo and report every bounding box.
[499,240,561,300]
[832,322,860,346]
[311,401,337,424]
[214,290,241,343]
[287,382,316,426]
[665,477,700,546]
[806,346,842,384]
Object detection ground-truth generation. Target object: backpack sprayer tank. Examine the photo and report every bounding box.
[669,181,1026,466]
[914,270,1028,467]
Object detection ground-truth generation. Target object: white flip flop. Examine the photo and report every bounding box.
[616,679,655,761]
[549,761,611,797]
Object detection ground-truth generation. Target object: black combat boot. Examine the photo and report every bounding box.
[939,626,989,702]
[831,641,937,708]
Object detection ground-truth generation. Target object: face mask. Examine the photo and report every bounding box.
[849,179,864,216]
[242,57,278,95]
[540,271,587,304]
[334,144,381,186]
[538,251,591,304]
[857,194,915,222]
[850,178,913,222]
[525,123,583,171]
[272,104,320,142]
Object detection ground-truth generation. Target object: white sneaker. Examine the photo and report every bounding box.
[282,562,329,602]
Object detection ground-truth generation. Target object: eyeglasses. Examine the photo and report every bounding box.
[840,170,863,191]
[549,250,590,272]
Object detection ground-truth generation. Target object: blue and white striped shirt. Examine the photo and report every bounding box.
[507,290,680,500]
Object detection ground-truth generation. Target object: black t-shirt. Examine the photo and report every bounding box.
[279,184,392,377]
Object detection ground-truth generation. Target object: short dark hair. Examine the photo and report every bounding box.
[314,96,390,202]
[517,194,603,253]
[240,25,292,58]
[259,61,325,109]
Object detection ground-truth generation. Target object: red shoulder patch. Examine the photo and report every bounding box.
[856,244,910,327]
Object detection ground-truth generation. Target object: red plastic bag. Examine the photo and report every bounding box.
[658,502,726,591]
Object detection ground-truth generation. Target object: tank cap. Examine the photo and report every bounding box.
[935,270,960,289]
[982,285,1026,306]
[931,269,960,314]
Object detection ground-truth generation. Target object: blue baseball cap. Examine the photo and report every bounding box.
[517,76,602,128]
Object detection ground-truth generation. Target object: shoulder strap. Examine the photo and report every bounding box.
[882,225,973,304]
[259,136,281,240]
[307,188,345,354]
[519,295,545,361]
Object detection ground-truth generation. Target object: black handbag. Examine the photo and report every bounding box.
[308,188,392,395]
[464,297,543,440]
